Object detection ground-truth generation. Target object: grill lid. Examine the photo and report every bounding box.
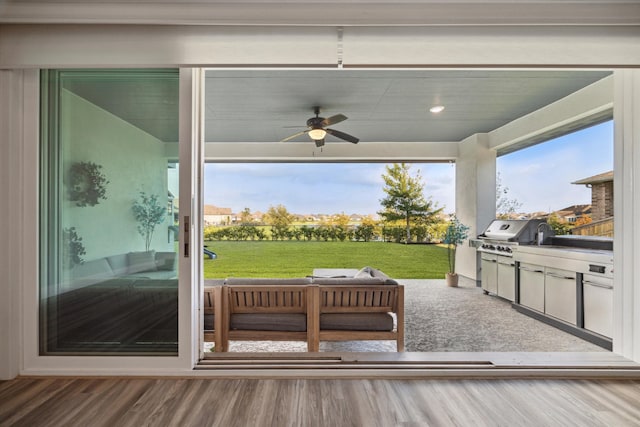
[479,219,551,244]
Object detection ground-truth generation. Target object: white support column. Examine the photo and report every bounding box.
[0,70,27,380]
[455,133,496,285]
[613,70,640,362]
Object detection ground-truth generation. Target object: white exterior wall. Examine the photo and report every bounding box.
[455,134,496,284]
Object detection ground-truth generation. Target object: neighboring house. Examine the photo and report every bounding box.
[571,171,614,237]
[551,204,592,223]
[203,204,233,225]
[572,171,614,221]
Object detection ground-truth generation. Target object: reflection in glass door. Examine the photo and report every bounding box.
[40,69,180,355]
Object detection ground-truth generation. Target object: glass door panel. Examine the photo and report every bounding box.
[40,69,180,355]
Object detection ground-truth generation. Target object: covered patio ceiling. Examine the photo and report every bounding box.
[65,69,611,152]
[203,69,611,145]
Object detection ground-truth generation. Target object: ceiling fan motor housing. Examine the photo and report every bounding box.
[306,117,325,128]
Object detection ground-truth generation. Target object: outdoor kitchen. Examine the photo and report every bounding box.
[473,219,614,350]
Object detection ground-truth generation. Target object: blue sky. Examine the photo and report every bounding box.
[497,120,613,213]
[204,121,613,216]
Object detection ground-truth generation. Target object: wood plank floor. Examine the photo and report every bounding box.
[2,377,640,426]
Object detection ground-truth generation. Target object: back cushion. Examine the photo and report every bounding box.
[127,251,157,274]
[311,277,386,286]
[225,277,312,286]
[353,266,397,284]
[155,252,177,271]
[106,253,129,276]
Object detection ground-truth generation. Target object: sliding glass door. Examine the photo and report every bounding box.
[39,69,181,355]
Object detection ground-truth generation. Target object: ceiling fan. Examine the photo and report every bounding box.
[281,106,360,147]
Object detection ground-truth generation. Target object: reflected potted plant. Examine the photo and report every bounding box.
[62,227,86,268]
[132,191,166,252]
[443,215,470,287]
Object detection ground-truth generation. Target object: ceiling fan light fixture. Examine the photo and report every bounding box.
[308,128,327,140]
[430,105,445,113]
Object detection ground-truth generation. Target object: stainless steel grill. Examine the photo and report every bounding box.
[477,219,553,257]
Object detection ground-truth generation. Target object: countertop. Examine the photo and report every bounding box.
[513,244,614,265]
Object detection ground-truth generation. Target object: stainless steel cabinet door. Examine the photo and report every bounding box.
[583,274,613,338]
[481,253,498,294]
[519,263,545,312]
[497,257,515,302]
[544,268,577,325]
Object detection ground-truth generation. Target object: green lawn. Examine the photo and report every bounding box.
[203,240,449,279]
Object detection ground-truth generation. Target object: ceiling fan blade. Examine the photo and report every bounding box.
[281,130,308,142]
[314,139,325,148]
[326,128,359,144]
[321,114,347,127]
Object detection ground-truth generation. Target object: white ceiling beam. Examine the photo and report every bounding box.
[343,27,640,66]
[488,75,613,155]
[0,25,339,68]
[1,2,639,26]
[2,24,640,69]
[199,141,458,162]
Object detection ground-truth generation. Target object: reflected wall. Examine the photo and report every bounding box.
[40,69,180,355]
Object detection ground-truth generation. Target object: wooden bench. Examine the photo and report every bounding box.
[219,284,317,352]
[317,284,404,352]
[205,279,404,352]
[203,286,222,348]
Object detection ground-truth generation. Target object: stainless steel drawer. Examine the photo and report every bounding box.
[583,274,613,338]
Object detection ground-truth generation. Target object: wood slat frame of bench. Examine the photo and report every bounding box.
[319,286,398,313]
[203,286,222,351]
[206,283,404,353]
[316,285,404,352]
[221,285,317,352]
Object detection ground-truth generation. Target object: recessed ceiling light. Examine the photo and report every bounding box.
[430,105,445,113]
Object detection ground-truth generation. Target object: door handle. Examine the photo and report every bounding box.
[520,267,543,273]
[583,281,613,290]
[546,272,575,280]
[183,215,190,257]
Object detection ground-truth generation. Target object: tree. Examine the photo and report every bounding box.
[354,216,379,242]
[264,204,294,240]
[132,191,166,251]
[239,207,253,224]
[496,172,522,218]
[299,225,315,241]
[546,213,572,235]
[378,163,442,243]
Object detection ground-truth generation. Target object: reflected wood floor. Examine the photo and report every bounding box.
[2,377,640,426]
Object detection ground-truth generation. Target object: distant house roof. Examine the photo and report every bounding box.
[572,171,613,185]
[554,204,592,217]
[203,205,232,215]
